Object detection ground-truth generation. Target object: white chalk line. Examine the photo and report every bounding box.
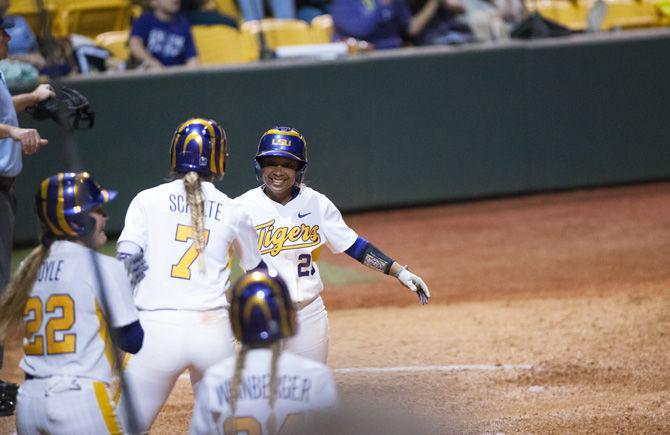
[177,364,531,380]
[334,364,532,374]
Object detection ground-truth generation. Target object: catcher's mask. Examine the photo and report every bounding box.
[26,86,94,131]
[35,172,116,239]
[230,269,297,346]
[254,126,307,184]
[170,118,228,178]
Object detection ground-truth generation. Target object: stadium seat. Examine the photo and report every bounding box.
[50,0,132,38]
[213,0,240,21]
[240,18,313,49]
[529,0,662,31]
[94,29,129,61]
[191,24,259,65]
[601,0,659,28]
[310,14,334,43]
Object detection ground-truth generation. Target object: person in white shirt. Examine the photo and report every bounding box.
[0,171,143,434]
[190,268,338,435]
[235,126,430,363]
[116,118,265,433]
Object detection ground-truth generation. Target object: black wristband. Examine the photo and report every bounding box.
[361,243,394,274]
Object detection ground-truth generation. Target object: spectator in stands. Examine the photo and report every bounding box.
[332,0,471,49]
[129,0,199,69]
[0,0,46,71]
[407,0,473,45]
[297,0,331,23]
[181,0,238,27]
[237,0,296,21]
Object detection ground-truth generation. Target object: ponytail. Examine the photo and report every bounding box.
[0,238,51,341]
[183,171,206,272]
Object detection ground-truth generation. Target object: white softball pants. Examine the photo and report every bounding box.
[16,376,122,435]
[118,309,235,434]
[284,296,330,363]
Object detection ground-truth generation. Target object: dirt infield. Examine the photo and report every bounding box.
[1,182,669,433]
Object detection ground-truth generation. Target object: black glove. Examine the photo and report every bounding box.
[26,85,95,131]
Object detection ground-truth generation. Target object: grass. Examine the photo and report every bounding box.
[11,239,378,286]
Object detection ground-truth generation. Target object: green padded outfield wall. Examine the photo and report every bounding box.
[12,30,670,244]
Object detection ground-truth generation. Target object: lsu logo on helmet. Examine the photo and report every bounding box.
[170,118,228,177]
[35,172,116,238]
[230,269,297,345]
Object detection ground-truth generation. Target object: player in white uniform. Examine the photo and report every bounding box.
[0,172,143,434]
[116,118,264,433]
[190,269,338,435]
[235,127,431,363]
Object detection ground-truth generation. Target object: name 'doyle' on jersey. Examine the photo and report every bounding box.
[256,219,321,256]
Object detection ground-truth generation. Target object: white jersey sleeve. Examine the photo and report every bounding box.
[233,209,263,272]
[320,195,358,254]
[118,193,148,252]
[96,254,139,328]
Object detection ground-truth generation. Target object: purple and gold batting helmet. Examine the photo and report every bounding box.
[254,126,308,184]
[170,118,227,177]
[35,172,116,238]
[230,269,297,345]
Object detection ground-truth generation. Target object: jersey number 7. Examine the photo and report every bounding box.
[170,224,211,280]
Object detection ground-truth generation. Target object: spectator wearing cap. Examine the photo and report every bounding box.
[0,14,54,416]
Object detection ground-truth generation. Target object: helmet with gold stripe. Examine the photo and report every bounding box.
[35,172,116,238]
[230,269,297,345]
[254,126,307,184]
[170,118,227,178]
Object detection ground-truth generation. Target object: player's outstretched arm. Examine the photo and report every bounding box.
[345,237,430,305]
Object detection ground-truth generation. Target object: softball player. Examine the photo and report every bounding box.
[0,172,143,434]
[116,118,264,433]
[235,126,430,363]
[190,269,338,435]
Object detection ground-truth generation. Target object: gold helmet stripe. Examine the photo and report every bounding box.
[56,174,77,237]
[40,177,63,236]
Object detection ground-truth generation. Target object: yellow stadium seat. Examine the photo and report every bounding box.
[240,18,313,49]
[602,0,659,28]
[191,24,259,65]
[51,0,132,38]
[212,0,240,21]
[529,0,662,31]
[310,14,334,43]
[94,29,129,61]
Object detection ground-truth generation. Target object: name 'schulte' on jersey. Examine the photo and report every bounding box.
[119,180,262,311]
[234,186,358,303]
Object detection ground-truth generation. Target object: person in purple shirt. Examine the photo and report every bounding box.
[129,0,199,70]
[331,0,471,49]
[331,0,412,49]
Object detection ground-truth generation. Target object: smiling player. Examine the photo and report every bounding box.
[234,126,430,363]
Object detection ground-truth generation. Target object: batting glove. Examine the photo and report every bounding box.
[397,267,430,305]
[117,251,148,293]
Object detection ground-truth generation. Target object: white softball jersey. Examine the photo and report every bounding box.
[16,240,137,435]
[19,240,138,382]
[118,180,262,311]
[234,186,358,305]
[190,348,339,435]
